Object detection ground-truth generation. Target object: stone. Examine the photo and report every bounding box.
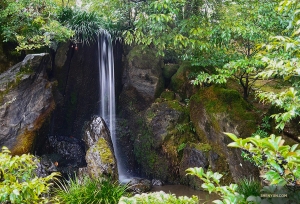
[122,45,164,105]
[179,143,209,189]
[47,135,86,167]
[0,53,54,155]
[127,177,152,193]
[152,179,164,186]
[82,116,118,180]
[189,86,260,183]
[145,102,183,148]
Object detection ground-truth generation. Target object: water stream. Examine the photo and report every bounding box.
[97,32,130,182]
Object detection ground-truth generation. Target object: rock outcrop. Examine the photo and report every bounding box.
[80,116,118,180]
[0,53,54,155]
[190,86,260,183]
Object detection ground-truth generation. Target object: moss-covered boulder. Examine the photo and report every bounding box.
[190,86,259,183]
[81,116,118,181]
[0,53,54,155]
[169,62,199,99]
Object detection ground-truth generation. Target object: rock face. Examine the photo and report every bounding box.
[120,45,164,113]
[81,116,118,180]
[189,86,260,183]
[0,53,54,155]
[49,40,123,140]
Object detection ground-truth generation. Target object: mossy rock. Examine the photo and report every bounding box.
[190,85,256,136]
[162,64,179,79]
[86,137,117,180]
[160,90,175,101]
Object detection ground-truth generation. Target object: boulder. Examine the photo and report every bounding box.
[128,177,152,193]
[145,102,183,148]
[80,116,118,180]
[179,143,209,189]
[190,86,260,183]
[0,53,54,155]
[122,45,164,107]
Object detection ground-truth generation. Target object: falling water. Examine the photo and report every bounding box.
[98,32,129,182]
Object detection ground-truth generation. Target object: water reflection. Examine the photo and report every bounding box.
[150,185,219,204]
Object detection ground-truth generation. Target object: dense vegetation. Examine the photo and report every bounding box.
[1,0,300,203]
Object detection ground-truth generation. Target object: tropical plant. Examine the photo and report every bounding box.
[54,175,129,204]
[0,146,60,203]
[119,191,199,204]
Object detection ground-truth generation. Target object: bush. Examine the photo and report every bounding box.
[54,175,129,204]
[119,191,199,204]
[0,146,60,203]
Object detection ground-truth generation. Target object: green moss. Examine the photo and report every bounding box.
[160,90,175,101]
[191,142,212,152]
[192,86,256,131]
[95,138,114,165]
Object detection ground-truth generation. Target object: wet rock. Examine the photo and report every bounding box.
[0,53,54,155]
[179,143,209,189]
[128,177,152,193]
[152,179,164,186]
[35,155,58,178]
[80,116,118,180]
[48,135,86,168]
[122,45,164,107]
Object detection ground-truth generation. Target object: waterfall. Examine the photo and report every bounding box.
[98,32,129,182]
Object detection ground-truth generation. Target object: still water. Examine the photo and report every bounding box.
[151,185,219,204]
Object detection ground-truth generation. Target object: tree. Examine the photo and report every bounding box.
[192,0,287,99]
[0,0,74,51]
[122,0,286,99]
[254,0,300,129]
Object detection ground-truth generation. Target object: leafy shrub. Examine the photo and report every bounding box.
[57,7,104,45]
[0,146,60,203]
[54,175,129,204]
[186,167,246,204]
[226,133,300,187]
[119,191,199,204]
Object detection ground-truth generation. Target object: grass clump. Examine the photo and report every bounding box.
[54,175,129,204]
[236,177,261,198]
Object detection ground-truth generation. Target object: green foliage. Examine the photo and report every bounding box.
[119,191,198,204]
[254,0,300,129]
[0,0,74,51]
[0,146,60,203]
[236,177,261,198]
[54,175,129,204]
[226,133,300,186]
[177,142,186,152]
[57,7,104,45]
[250,115,271,139]
[186,167,246,204]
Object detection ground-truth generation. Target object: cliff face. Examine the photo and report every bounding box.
[0,53,54,155]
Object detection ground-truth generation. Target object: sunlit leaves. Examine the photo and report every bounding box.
[225,133,300,187]
[186,167,243,203]
[0,146,60,203]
